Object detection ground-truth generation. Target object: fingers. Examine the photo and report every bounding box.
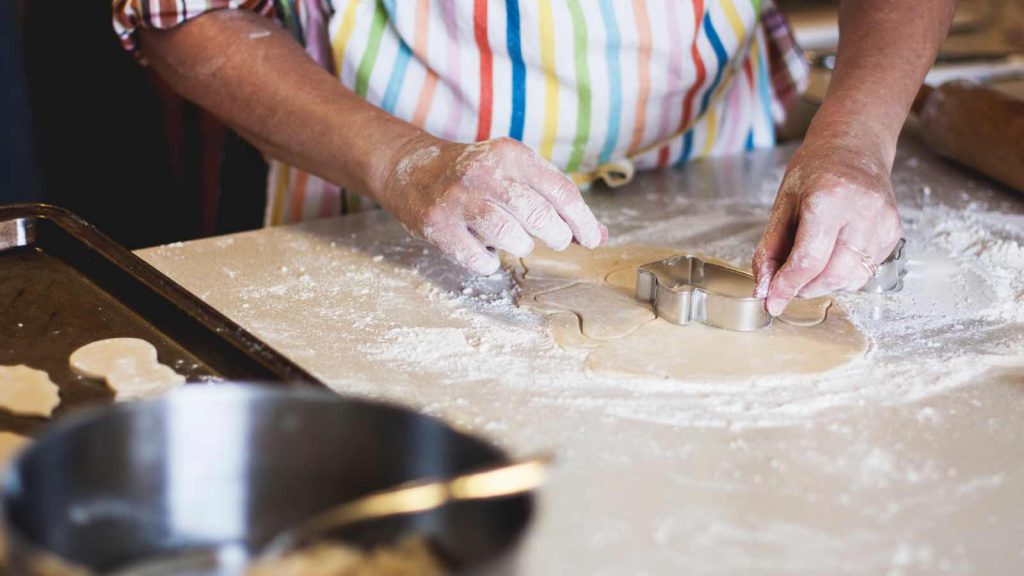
[753,254,781,300]
[802,230,903,295]
[752,190,798,298]
[495,183,573,250]
[466,201,535,257]
[799,238,872,297]
[459,138,604,251]
[764,211,843,316]
[752,147,904,306]
[401,137,608,277]
[521,156,604,249]
[423,223,501,276]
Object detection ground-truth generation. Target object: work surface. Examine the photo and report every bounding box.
[139,135,1024,575]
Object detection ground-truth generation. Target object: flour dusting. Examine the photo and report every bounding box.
[137,143,1024,575]
[146,193,1024,431]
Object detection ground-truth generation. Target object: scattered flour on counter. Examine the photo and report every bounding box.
[146,191,1024,430]
[133,153,1024,576]
[487,201,1018,428]
[372,327,472,362]
[508,195,1022,429]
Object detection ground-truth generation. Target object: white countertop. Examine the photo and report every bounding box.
[138,135,1024,575]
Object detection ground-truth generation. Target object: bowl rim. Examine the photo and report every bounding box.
[0,383,529,573]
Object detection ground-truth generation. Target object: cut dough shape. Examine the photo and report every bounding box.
[70,338,158,380]
[776,297,833,327]
[69,338,184,401]
[0,365,61,418]
[545,311,599,350]
[605,254,834,327]
[605,266,642,291]
[536,283,655,340]
[522,244,677,284]
[106,360,186,401]
[515,244,868,380]
[585,314,866,379]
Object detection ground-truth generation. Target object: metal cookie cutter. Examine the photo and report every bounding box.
[636,257,770,332]
[859,238,907,294]
[635,239,908,332]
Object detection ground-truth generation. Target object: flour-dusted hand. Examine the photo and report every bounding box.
[378,135,606,275]
[746,0,955,317]
[752,143,903,316]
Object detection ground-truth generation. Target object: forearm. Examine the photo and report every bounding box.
[133,8,605,275]
[808,0,957,167]
[138,9,424,198]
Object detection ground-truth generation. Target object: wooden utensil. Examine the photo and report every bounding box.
[913,80,1024,193]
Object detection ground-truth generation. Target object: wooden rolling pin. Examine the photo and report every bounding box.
[912,80,1024,193]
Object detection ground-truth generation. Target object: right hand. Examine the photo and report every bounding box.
[377,135,607,275]
[752,137,902,316]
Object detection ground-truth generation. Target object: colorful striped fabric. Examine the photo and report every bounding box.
[112,0,276,56]
[113,0,807,226]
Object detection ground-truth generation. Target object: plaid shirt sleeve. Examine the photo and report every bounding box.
[112,0,277,57]
[760,0,810,125]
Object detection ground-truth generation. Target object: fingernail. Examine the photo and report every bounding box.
[577,225,602,249]
[598,224,609,245]
[767,298,786,317]
[511,237,535,258]
[555,231,573,251]
[467,253,500,275]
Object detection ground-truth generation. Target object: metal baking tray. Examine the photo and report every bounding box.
[0,204,321,436]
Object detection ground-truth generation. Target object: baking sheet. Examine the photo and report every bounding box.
[0,204,321,436]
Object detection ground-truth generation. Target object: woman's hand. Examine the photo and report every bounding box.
[138,12,605,270]
[753,139,902,316]
[377,135,606,275]
[748,0,954,316]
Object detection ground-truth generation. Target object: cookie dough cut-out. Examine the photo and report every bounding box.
[70,338,184,401]
[0,365,61,418]
[513,244,868,381]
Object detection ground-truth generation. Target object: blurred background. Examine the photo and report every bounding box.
[2,0,267,248]
[2,0,1022,249]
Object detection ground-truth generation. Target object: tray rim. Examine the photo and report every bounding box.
[0,202,323,388]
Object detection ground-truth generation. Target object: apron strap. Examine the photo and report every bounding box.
[582,35,754,189]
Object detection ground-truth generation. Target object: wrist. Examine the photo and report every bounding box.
[802,105,897,174]
[366,129,442,205]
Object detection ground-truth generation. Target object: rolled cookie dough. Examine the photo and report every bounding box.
[69,338,184,401]
[602,249,832,327]
[69,338,158,380]
[536,283,655,340]
[513,244,868,380]
[0,365,61,418]
[584,314,866,379]
[106,361,186,401]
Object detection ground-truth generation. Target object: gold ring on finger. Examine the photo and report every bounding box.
[838,239,879,277]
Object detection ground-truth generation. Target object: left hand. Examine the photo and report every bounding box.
[753,139,903,316]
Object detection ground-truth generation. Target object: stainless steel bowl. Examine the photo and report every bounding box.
[1,385,534,575]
